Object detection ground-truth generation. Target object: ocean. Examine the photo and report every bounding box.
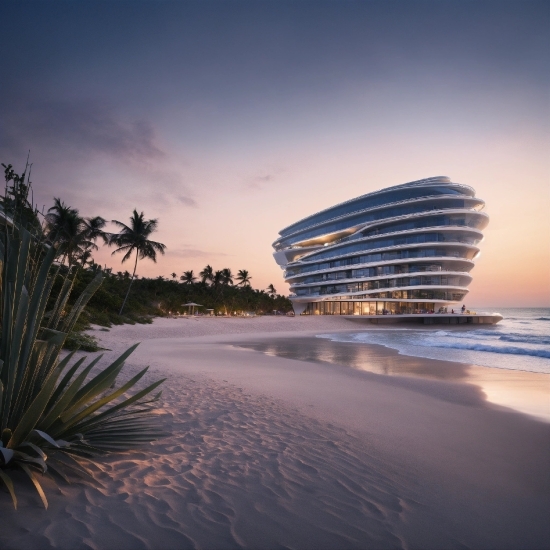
[317,307,550,374]
[317,308,550,374]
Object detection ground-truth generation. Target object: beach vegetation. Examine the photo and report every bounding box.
[1,160,292,336]
[0,164,166,509]
[71,266,292,323]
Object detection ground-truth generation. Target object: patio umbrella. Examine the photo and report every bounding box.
[182,302,203,315]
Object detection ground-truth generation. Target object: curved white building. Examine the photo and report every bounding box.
[273,177,492,320]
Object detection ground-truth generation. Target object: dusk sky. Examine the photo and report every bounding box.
[1,1,548,307]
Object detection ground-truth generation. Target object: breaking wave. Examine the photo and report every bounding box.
[318,308,550,373]
[424,341,550,359]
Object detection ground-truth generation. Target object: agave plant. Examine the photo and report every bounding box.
[0,171,166,509]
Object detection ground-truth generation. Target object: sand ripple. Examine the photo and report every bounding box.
[0,372,411,550]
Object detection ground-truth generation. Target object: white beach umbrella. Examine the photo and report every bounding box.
[182,302,203,315]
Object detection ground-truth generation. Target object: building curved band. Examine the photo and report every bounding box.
[273,177,488,316]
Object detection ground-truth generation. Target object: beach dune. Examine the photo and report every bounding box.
[1,317,548,550]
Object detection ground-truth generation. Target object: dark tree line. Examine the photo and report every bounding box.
[69,266,292,329]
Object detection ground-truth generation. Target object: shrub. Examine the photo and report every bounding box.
[0,216,166,509]
[63,331,102,352]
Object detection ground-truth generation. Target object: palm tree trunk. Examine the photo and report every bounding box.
[119,251,138,315]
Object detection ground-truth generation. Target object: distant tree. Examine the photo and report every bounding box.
[170,272,177,280]
[267,284,277,297]
[212,270,224,290]
[76,247,94,268]
[45,198,86,266]
[236,269,252,287]
[79,216,108,268]
[221,268,233,286]
[199,264,214,285]
[109,209,166,315]
[181,270,196,284]
[45,200,106,269]
[88,259,101,273]
[83,215,108,245]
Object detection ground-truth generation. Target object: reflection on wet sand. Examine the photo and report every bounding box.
[237,337,472,381]
[236,337,550,422]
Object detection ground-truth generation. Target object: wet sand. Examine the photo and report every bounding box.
[1,316,548,549]
[235,334,550,422]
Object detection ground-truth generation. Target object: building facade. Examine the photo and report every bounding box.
[273,177,488,316]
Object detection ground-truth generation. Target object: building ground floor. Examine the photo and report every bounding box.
[296,300,502,325]
[298,300,502,324]
[302,300,446,316]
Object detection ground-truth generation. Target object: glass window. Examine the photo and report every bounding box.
[301,225,482,264]
[286,246,475,278]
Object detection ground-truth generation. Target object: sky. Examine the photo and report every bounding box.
[1,0,548,307]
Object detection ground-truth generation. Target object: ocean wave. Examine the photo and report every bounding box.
[536,317,550,321]
[442,329,498,338]
[499,334,550,345]
[431,329,550,345]
[316,334,358,343]
[422,341,550,359]
[323,331,550,350]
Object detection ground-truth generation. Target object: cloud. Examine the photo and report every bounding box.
[0,95,164,163]
[139,168,198,209]
[169,247,229,259]
[176,195,198,207]
[246,173,275,190]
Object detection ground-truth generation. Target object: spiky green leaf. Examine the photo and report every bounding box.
[18,463,48,509]
[0,470,17,509]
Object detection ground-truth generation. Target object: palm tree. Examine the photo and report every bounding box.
[45,198,86,266]
[212,270,224,290]
[199,264,214,285]
[76,247,94,268]
[236,269,252,287]
[45,201,106,268]
[109,209,166,315]
[78,216,107,269]
[181,270,196,284]
[267,284,277,297]
[83,215,108,245]
[221,268,233,286]
[170,272,177,280]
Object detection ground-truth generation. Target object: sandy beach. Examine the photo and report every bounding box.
[1,316,549,550]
